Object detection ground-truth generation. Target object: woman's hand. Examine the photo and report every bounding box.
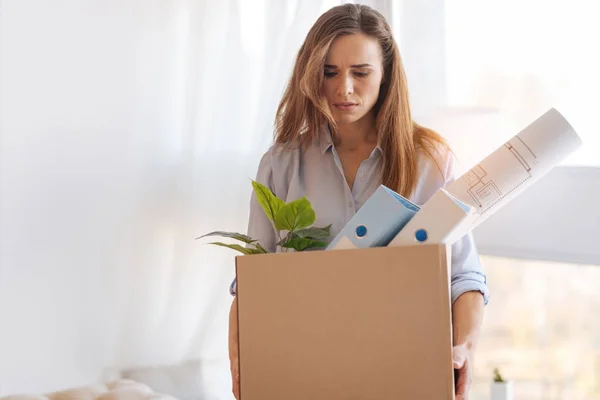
[229,297,240,399]
[230,356,240,399]
[453,342,472,400]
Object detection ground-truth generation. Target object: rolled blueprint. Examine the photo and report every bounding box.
[445,107,582,230]
[390,107,582,247]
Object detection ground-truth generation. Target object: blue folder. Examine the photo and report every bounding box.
[327,185,420,250]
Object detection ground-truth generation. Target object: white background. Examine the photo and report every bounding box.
[1,0,598,397]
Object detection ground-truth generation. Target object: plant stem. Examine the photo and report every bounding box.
[276,231,287,252]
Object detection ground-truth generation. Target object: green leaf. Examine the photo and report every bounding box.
[207,242,264,255]
[251,180,284,221]
[305,240,328,249]
[276,225,330,248]
[253,242,269,254]
[281,237,313,251]
[196,231,257,244]
[493,368,504,382]
[281,237,328,251]
[196,231,269,253]
[276,231,293,247]
[294,224,331,239]
[274,197,316,231]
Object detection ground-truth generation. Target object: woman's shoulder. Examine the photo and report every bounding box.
[412,142,458,204]
[418,141,456,180]
[253,141,305,199]
[256,142,301,173]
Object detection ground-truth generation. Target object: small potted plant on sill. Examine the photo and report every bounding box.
[491,368,513,400]
[196,180,332,253]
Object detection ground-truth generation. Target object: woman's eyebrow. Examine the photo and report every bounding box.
[324,63,373,69]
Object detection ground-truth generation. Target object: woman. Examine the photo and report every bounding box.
[228,4,488,399]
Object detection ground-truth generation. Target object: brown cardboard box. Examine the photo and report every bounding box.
[235,244,455,400]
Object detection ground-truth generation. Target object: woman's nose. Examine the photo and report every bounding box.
[337,76,354,96]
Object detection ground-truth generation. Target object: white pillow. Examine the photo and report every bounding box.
[119,361,203,400]
[0,380,173,400]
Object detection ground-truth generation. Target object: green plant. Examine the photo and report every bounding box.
[196,180,331,253]
[493,368,505,383]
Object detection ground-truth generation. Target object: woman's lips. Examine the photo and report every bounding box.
[333,102,358,111]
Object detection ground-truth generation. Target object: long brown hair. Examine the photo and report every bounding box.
[274,4,449,197]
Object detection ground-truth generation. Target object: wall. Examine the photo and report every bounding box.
[474,166,600,266]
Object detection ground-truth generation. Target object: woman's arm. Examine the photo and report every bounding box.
[229,148,278,398]
[452,290,484,400]
[229,148,279,296]
[452,290,484,352]
[449,233,488,399]
[229,297,240,399]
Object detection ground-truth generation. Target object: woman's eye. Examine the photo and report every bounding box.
[354,71,369,77]
[324,71,337,78]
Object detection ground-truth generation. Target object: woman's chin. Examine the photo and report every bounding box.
[333,113,363,125]
[331,107,373,126]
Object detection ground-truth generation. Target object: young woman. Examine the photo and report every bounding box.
[228,4,488,399]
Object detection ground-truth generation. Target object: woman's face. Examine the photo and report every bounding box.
[323,32,384,126]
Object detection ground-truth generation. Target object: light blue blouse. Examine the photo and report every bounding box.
[231,128,489,305]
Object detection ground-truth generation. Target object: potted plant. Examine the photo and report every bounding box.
[491,368,513,400]
[197,180,331,253]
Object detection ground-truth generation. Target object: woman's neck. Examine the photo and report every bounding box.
[333,112,377,151]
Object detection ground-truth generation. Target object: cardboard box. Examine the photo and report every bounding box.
[235,244,455,399]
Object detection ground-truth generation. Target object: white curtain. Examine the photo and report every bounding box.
[8,0,595,397]
[0,0,342,397]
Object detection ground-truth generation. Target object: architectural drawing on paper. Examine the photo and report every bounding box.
[505,135,538,172]
[463,165,501,208]
[463,135,538,210]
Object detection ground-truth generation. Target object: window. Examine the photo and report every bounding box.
[444,0,600,167]
[471,255,600,400]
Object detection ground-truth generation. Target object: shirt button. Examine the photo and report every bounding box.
[359,172,365,178]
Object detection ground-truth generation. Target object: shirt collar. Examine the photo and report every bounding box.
[319,125,334,154]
